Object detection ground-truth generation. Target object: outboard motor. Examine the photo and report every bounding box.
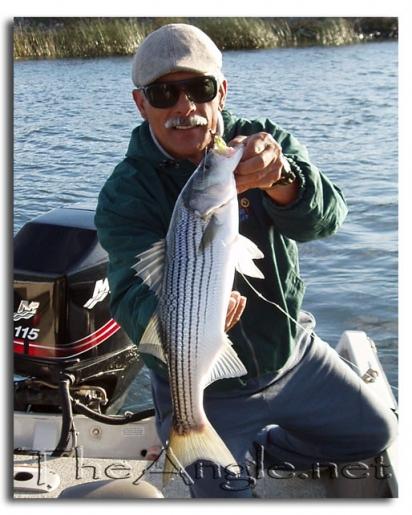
[14,203,142,415]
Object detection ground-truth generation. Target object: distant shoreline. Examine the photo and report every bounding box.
[13,17,398,60]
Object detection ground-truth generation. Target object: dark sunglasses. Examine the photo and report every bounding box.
[136,76,218,109]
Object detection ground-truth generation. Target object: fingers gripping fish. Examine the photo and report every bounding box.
[133,140,264,486]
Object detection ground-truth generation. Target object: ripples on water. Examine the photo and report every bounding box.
[14,42,398,407]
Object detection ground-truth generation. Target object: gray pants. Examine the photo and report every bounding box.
[150,314,397,498]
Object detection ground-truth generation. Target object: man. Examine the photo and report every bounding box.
[95,23,397,498]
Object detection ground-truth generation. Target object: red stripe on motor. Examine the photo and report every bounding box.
[13,319,121,359]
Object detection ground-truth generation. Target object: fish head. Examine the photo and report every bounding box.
[184,144,244,219]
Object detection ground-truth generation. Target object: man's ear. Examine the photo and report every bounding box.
[132,89,148,120]
[218,79,227,111]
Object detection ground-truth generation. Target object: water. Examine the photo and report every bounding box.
[14,41,398,409]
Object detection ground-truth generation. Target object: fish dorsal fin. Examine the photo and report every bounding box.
[205,337,248,387]
[138,311,168,364]
[235,235,265,279]
[132,239,166,296]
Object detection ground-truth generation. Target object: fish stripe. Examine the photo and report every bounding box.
[167,211,194,432]
[165,210,218,434]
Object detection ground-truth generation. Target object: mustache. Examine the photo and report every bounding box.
[164,115,208,129]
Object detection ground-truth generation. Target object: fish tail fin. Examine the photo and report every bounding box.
[163,421,237,487]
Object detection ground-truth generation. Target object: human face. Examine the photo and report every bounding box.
[133,72,227,164]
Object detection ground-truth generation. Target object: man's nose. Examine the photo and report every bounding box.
[174,88,195,112]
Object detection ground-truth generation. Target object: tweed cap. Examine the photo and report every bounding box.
[132,23,222,86]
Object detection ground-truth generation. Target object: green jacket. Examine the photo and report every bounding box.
[95,109,348,390]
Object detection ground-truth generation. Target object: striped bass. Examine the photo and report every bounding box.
[133,142,264,486]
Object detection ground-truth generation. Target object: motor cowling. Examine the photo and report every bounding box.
[14,203,142,414]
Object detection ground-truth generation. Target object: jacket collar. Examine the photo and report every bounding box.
[126,111,225,174]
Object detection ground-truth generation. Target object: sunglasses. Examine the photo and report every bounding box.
[137,76,218,109]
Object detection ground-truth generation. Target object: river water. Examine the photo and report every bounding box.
[14,41,398,408]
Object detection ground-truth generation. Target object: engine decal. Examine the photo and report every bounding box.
[13,318,121,359]
[83,278,110,309]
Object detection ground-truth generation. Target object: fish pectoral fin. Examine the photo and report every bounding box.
[132,239,166,296]
[139,312,167,364]
[235,234,265,279]
[205,338,248,386]
[199,215,221,251]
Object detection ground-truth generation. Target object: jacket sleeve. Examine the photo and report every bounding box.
[224,113,348,243]
[94,160,166,347]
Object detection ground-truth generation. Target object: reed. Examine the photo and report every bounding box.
[13,17,398,60]
[14,18,151,59]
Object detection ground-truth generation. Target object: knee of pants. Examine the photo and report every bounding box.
[359,407,398,458]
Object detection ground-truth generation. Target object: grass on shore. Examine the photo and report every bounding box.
[13,17,398,60]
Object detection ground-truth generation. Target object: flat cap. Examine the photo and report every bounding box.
[132,23,222,86]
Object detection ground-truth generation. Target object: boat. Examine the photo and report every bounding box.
[13,204,398,499]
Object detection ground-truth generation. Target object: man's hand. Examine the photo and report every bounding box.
[229,133,300,205]
[225,291,247,332]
